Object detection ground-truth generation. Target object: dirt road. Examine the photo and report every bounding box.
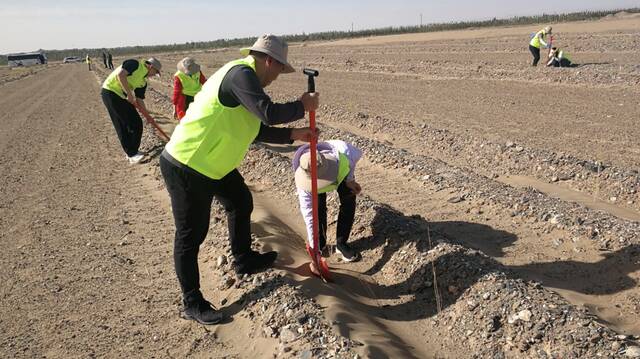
[0,65,273,357]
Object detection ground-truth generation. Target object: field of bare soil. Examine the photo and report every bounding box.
[1,13,639,358]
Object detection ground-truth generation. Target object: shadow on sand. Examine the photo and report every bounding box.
[216,201,639,357]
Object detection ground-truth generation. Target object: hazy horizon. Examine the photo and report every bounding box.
[2,0,639,54]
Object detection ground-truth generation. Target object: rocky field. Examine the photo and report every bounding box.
[1,13,639,359]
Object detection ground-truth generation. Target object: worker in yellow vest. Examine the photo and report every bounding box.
[293,140,364,275]
[85,54,92,71]
[529,26,552,66]
[101,57,162,164]
[160,34,319,325]
[547,47,573,67]
[172,57,207,121]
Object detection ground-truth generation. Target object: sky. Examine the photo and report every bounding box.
[1,0,638,54]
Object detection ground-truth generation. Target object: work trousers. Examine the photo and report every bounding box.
[160,153,253,305]
[529,45,541,66]
[185,95,194,109]
[101,89,143,157]
[551,58,572,67]
[317,181,356,249]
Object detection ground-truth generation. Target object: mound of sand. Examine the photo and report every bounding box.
[601,11,640,21]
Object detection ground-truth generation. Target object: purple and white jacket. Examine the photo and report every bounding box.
[292,140,362,247]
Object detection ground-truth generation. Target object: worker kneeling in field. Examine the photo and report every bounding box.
[101,57,162,164]
[529,26,552,66]
[293,140,363,275]
[172,57,206,121]
[547,47,574,68]
[160,34,318,325]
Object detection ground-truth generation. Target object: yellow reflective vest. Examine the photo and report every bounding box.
[175,71,203,97]
[558,50,571,62]
[318,153,351,193]
[165,56,261,180]
[529,29,548,49]
[102,61,148,99]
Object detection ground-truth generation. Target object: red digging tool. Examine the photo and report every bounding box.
[303,68,332,282]
[134,103,170,142]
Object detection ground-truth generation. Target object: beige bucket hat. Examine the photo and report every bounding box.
[177,57,200,75]
[295,152,339,192]
[240,34,295,73]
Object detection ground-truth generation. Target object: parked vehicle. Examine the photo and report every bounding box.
[63,56,83,63]
[7,51,47,67]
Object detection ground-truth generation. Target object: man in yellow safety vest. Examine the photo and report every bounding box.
[529,26,552,66]
[160,34,319,325]
[101,57,162,164]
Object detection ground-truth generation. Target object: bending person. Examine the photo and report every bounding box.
[293,140,363,275]
[101,57,162,164]
[529,26,552,66]
[547,47,573,67]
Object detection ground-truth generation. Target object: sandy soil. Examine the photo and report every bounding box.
[1,14,639,358]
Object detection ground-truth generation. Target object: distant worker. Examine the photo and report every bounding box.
[101,57,162,164]
[102,52,108,68]
[293,139,363,274]
[547,47,573,67]
[107,52,114,69]
[529,26,552,66]
[86,55,92,71]
[172,57,207,121]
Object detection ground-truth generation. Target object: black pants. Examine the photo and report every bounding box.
[529,45,541,66]
[556,58,572,67]
[101,89,143,157]
[560,58,572,67]
[549,58,572,68]
[160,153,253,305]
[185,95,194,109]
[317,181,356,249]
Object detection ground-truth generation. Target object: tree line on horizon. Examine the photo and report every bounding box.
[1,8,638,65]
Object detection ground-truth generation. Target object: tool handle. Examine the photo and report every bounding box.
[302,67,327,278]
[303,68,318,93]
[307,77,315,93]
[309,110,319,260]
[135,104,170,142]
